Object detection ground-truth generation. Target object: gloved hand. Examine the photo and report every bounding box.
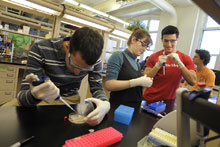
[167,53,184,69]
[76,101,95,116]
[25,73,60,103]
[130,75,153,88]
[84,98,110,126]
[155,55,168,69]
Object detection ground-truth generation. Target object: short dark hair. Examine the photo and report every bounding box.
[161,25,179,39]
[69,27,104,65]
[195,49,211,65]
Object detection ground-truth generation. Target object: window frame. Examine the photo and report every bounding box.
[141,19,160,61]
[199,16,220,69]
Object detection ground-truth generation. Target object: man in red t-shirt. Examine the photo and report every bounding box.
[143,25,196,113]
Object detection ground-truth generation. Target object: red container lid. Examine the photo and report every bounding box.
[197,82,206,87]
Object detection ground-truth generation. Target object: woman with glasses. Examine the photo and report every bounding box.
[105,27,153,104]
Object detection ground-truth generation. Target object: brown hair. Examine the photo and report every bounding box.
[127,26,152,47]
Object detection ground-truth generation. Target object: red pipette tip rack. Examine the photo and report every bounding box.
[63,127,123,147]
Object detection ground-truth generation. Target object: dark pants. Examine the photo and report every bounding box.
[163,99,176,113]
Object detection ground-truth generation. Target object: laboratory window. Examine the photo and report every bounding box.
[200,16,220,69]
[142,19,160,60]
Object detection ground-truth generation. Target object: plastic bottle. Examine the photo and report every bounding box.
[5,42,11,54]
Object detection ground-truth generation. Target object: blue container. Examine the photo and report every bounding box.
[148,101,166,113]
[114,105,134,125]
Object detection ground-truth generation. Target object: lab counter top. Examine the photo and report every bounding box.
[0,102,163,147]
[0,55,27,66]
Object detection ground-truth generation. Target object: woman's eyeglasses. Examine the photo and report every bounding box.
[136,38,151,50]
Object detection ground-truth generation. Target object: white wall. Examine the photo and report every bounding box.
[153,4,220,70]
[176,5,200,55]
[104,3,213,68]
[153,4,204,57]
[190,9,207,57]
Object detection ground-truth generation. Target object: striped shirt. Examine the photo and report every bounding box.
[17,37,107,106]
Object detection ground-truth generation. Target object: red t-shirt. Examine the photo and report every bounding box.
[143,50,195,103]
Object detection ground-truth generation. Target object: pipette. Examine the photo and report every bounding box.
[163,52,165,75]
[32,76,76,113]
[163,63,165,75]
[57,94,76,113]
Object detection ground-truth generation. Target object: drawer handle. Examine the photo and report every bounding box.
[7,73,14,77]
[6,80,13,83]
[5,92,12,95]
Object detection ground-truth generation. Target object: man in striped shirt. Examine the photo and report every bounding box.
[16,27,110,126]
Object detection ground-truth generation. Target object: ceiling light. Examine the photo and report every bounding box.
[109,16,129,26]
[112,29,130,39]
[80,4,109,17]
[61,21,82,28]
[64,0,79,5]
[109,34,127,41]
[8,0,60,15]
[64,14,110,31]
[64,0,129,26]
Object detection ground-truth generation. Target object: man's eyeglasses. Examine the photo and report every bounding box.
[68,53,94,72]
[162,39,177,43]
[136,38,151,50]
